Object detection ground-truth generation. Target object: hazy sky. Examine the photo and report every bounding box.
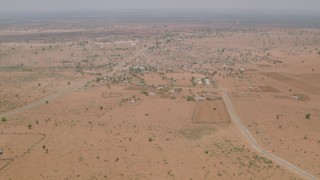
[1,0,320,12]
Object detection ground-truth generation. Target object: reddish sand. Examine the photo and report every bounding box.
[1,21,319,179]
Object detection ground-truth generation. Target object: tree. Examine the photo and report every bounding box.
[1,117,7,122]
[305,114,311,119]
[187,96,193,101]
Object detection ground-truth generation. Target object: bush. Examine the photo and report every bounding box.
[305,114,311,119]
[1,117,7,122]
[187,96,193,101]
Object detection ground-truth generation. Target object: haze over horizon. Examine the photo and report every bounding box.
[1,0,320,13]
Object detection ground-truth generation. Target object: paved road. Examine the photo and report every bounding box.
[220,89,318,180]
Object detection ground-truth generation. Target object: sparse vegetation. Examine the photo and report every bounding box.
[305,113,311,119]
[186,96,193,101]
[1,117,7,122]
[0,13,319,179]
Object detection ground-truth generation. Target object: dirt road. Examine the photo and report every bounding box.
[0,81,86,118]
[220,89,318,180]
[0,46,148,119]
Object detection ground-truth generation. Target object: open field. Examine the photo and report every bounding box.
[0,11,319,179]
[192,101,230,123]
[262,72,320,95]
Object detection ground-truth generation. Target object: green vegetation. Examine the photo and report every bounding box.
[1,117,7,122]
[305,113,311,119]
[186,96,193,101]
[141,91,148,96]
[191,77,196,87]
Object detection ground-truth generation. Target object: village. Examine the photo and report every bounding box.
[0,14,319,179]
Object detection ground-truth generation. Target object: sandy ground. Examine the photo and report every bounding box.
[0,19,319,179]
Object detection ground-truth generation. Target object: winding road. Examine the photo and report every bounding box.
[220,89,318,180]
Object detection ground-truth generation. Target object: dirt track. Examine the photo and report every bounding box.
[0,46,148,119]
[0,81,86,118]
[220,89,318,180]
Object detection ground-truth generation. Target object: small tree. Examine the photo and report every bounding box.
[305,114,311,119]
[187,96,193,101]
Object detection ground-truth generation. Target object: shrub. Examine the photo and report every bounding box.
[141,91,148,96]
[1,117,6,122]
[305,114,311,119]
[187,96,193,101]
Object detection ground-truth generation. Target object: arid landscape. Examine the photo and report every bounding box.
[0,10,320,179]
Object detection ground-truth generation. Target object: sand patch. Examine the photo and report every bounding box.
[101,92,123,98]
[248,86,280,93]
[263,72,320,95]
[178,126,215,140]
[192,101,230,123]
[0,133,45,159]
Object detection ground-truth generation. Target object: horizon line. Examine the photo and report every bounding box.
[1,8,320,14]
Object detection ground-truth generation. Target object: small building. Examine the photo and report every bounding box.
[196,79,202,84]
[169,89,175,94]
[194,96,203,101]
[157,85,165,90]
[203,78,210,85]
[148,92,157,96]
